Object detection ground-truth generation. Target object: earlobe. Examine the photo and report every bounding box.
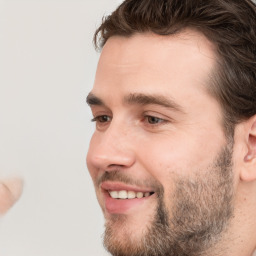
[241,119,256,182]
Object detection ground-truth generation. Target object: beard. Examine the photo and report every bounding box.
[102,141,234,256]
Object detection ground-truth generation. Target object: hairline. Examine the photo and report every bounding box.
[95,28,236,139]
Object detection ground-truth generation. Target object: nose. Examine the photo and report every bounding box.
[87,122,136,171]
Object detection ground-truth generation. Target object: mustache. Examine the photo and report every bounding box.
[97,171,163,193]
[97,171,138,187]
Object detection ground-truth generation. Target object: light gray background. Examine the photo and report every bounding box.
[0,0,122,255]
[1,0,255,256]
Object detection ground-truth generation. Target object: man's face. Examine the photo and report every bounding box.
[87,31,235,256]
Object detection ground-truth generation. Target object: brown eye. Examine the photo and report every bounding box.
[91,115,111,123]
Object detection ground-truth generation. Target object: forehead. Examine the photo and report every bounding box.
[99,30,216,67]
[92,30,217,108]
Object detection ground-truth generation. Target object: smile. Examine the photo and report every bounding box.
[109,190,153,199]
[101,182,155,214]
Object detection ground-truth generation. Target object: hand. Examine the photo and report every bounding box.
[0,177,23,215]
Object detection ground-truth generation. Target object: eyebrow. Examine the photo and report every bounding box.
[86,92,184,113]
[86,93,105,106]
[124,93,184,112]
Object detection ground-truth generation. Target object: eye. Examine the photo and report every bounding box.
[91,115,111,123]
[91,115,112,130]
[144,115,165,125]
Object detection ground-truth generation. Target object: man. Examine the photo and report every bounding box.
[0,177,23,215]
[86,0,256,255]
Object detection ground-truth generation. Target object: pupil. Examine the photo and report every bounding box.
[149,116,158,124]
[100,116,108,122]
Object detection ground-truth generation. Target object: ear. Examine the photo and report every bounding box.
[240,116,256,182]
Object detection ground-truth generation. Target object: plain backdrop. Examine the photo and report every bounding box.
[1,0,256,256]
[0,0,123,255]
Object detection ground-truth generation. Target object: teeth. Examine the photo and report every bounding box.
[136,192,143,198]
[109,190,153,199]
[109,191,118,199]
[127,191,136,199]
[118,190,127,199]
[144,192,150,197]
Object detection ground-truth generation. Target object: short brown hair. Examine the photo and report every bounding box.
[94,0,256,135]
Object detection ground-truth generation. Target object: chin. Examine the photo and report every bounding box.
[103,210,155,256]
[106,199,156,236]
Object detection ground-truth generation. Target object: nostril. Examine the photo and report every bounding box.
[108,164,126,169]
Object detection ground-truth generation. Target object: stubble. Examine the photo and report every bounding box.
[103,141,234,256]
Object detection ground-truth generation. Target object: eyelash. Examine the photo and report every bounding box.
[143,115,166,125]
[91,115,112,123]
[91,115,167,126]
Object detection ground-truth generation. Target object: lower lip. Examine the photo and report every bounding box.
[104,192,151,214]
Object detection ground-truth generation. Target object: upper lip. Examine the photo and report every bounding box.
[101,181,154,193]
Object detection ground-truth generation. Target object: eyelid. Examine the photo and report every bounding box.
[91,114,112,131]
[143,115,167,124]
[91,115,112,122]
[90,106,112,119]
[143,110,174,121]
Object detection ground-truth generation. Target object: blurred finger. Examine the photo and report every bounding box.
[0,177,23,215]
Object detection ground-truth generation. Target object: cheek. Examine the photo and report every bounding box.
[136,131,225,182]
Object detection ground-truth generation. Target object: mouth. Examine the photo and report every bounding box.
[101,182,155,214]
[109,190,154,199]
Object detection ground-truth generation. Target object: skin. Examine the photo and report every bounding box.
[0,177,23,215]
[87,30,256,255]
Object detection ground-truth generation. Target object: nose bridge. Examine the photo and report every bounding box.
[102,119,131,153]
[88,117,135,169]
